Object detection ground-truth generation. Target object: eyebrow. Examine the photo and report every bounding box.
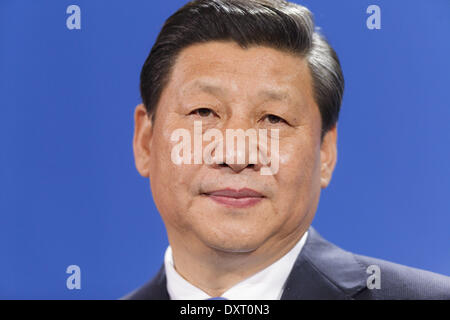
[181,79,291,103]
[258,88,290,102]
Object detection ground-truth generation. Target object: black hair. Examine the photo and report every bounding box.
[140,0,344,138]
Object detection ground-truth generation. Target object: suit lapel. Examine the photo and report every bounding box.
[281,226,367,300]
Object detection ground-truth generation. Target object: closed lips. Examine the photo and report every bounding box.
[205,188,264,198]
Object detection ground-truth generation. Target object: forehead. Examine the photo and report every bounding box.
[167,41,315,102]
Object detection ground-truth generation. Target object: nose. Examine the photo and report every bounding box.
[224,143,255,173]
[206,116,266,174]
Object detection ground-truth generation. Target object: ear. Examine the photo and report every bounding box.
[133,104,153,177]
[320,124,338,188]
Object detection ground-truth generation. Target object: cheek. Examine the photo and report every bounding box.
[279,152,290,166]
[270,138,321,229]
[148,127,199,216]
[278,137,322,195]
[151,138,197,189]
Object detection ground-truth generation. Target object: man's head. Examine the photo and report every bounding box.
[134,0,342,255]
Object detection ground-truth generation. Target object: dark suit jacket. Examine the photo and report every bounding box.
[122,227,450,300]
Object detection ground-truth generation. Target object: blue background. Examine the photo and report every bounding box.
[1,0,449,299]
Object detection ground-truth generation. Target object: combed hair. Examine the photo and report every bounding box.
[140,0,344,137]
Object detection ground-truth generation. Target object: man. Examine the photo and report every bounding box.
[124,0,450,299]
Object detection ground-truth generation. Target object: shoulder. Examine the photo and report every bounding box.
[293,227,450,300]
[350,253,450,300]
[120,264,170,300]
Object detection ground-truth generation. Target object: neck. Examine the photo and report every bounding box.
[167,226,307,297]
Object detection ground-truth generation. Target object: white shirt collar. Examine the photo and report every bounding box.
[164,231,308,300]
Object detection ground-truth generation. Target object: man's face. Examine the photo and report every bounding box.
[134,41,337,254]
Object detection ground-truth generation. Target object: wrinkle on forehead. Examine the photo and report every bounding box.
[168,41,315,109]
[172,41,311,88]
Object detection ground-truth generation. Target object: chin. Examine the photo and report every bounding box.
[208,242,259,254]
[200,228,268,254]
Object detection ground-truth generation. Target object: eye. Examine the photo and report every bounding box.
[189,108,216,117]
[263,114,287,125]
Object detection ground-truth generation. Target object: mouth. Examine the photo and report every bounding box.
[202,188,265,208]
